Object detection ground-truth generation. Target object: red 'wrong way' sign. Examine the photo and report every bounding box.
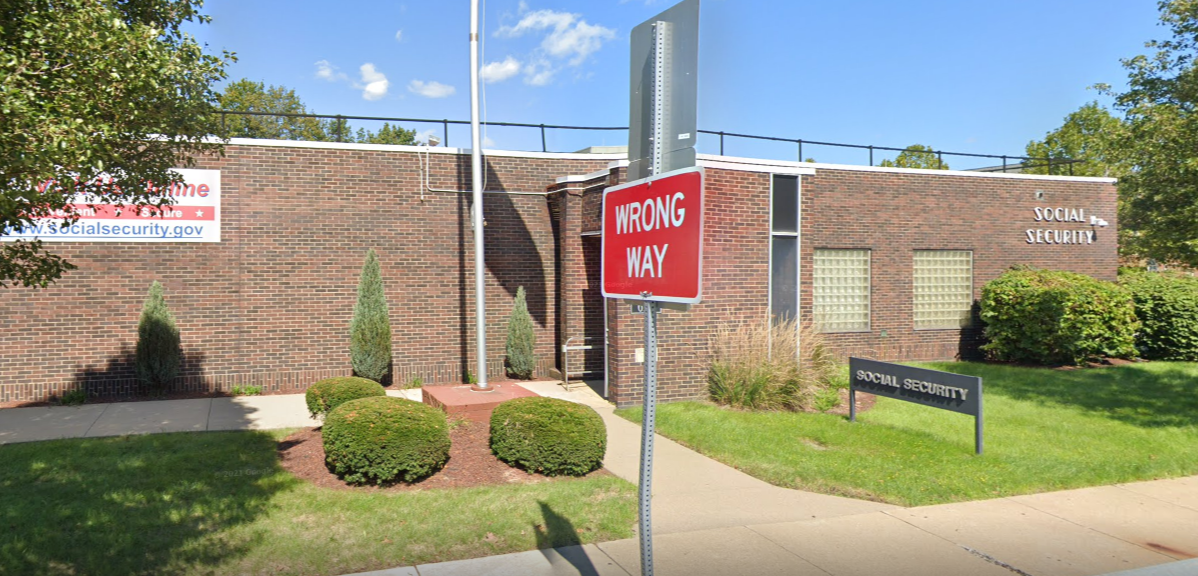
[601,166,704,303]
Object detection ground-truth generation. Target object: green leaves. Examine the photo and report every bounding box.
[350,249,392,383]
[877,144,948,170]
[1,0,229,288]
[979,268,1139,365]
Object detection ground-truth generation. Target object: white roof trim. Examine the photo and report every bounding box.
[556,167,613,184]
[225,137,627,161]
[697,153,1113,183]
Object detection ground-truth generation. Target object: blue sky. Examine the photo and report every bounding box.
[188,1,1163,168]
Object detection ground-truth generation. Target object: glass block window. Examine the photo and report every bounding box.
[913,250,973,330]
[813,249,870,332]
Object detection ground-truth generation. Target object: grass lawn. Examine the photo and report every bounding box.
[0,430,636,576]
[616,361,1198,507]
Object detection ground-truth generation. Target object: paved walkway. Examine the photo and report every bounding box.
[2,384,1196,576]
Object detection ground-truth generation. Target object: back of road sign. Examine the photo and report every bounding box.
[628,0,699,182]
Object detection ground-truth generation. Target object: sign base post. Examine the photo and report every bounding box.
[638,300,660,576]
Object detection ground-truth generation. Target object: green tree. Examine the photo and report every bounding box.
[356,122,418,145]
[1024,102,1128,177]
[505,286,536,379]
[135,281,182,392]
[219,79,331,141]
[351,249,392,383]
[1109,0,1198,266]
[878,144,949,170]
[0,0,229,288]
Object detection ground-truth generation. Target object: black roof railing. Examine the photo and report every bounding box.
[218,110,1085,175]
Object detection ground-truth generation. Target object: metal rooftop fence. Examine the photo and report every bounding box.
[218,110,1085,175]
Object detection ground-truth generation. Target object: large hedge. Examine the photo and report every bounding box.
[135,281,182,391]
[322,396,450,485]
[305,376,386,418]
[490,397,605,476]
[351,249,392,383]
[979,268,1138,365]
[1122,272,1198,360]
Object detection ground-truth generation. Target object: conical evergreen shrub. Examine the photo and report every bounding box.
[505,286,536,379]
[135,281,182,392]
[351,249,392,382]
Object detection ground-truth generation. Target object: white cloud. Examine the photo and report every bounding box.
[314,60,347,82]
[395,29,403,42]
[494,7,615,86]
[358,63,390,101]
[407,79,456,98]
[522,58,555,86]
[480,56,522,83]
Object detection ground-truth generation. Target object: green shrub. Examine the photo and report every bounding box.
[57,388,87,406]
[135,281,182,392]
[490,397,605,476]
[505,286,537,379]
[322,396,450,485]
[707,318,842,411]
[305,376,386,418]
[351,249,392,383]
[231,384,262,396]
[979,268,1138,365]
[1122,273,1198,360]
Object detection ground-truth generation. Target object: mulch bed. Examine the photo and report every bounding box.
[277,417,610,491]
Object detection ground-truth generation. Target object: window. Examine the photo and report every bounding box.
[913,250,973,329]
[770,175,799,322]
[813,249,870,332]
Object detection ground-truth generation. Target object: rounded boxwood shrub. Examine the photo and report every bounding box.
[979,268,1138,365]
[322,396,450,485]
[1122,272,1198,360]
[305,376,385,418]
[490,397,605,476]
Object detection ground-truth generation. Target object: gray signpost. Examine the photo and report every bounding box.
[849,358,985,455]
[627,2,699,575]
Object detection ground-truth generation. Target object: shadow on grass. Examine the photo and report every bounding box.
[534,501,599,576]
[924,362,1198,429]
[0,431,296,576]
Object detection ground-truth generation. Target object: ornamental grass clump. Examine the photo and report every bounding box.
[135,281,182,392]
[979,268,1137,365]
[305,376,386,418]
[707,318,842,412]
[1122,272,1198,361]
[322,396,450,485]
[505,286,536,379]
[490,397,606,476]
[351,249,392,383]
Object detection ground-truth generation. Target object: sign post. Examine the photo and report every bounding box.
[609,2,699,574]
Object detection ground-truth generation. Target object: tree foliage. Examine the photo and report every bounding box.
[1109,0,1198,266]
[135,281,182,391]
[351,249,392,383]
[878,144,949,170]
[505,286,536,379]
[1024,102,1128,177]
[219,79,331,140]
[0,0,230,288]
[220,80,417,145]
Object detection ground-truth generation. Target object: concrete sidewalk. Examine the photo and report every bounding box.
[2,384,1196,576]
[0,388,421,444]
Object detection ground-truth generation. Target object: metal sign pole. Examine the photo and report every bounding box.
[638,298,659,576]
[637,18,670,576]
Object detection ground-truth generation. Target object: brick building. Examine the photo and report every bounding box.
[0,139,1117,407]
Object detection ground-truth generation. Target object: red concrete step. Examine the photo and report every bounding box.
[421,383,539,422]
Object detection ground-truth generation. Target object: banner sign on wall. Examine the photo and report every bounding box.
[0,168,221,243]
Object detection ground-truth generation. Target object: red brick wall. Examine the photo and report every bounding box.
[803,167,1118,362]
[1,147,1118,407]
[1,142,611,403]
